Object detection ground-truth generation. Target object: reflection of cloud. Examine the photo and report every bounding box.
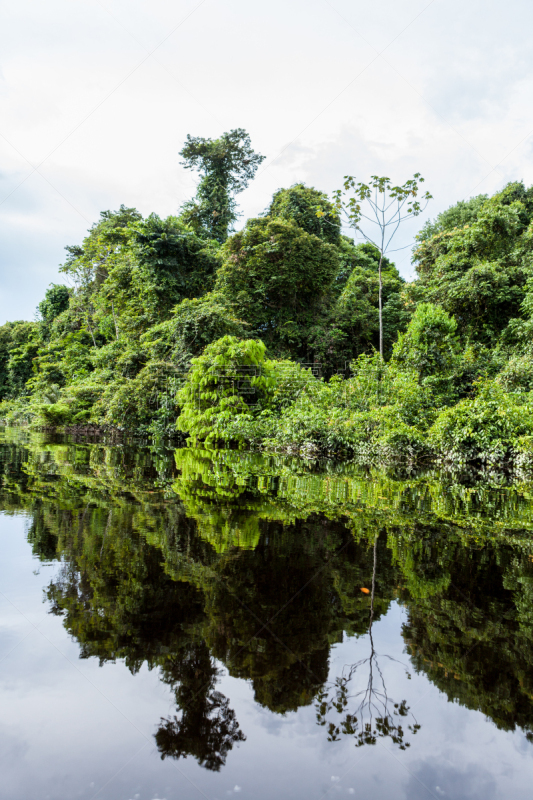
[0,725,29,766]
[404,761,497,800]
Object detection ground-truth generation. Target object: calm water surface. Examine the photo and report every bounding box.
[1,428,533,800]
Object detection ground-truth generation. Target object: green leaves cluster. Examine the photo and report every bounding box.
[3,130,533,470]
[180,128,265,242]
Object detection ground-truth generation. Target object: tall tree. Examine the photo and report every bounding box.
[328,175,431,358]
[180,128,265,243]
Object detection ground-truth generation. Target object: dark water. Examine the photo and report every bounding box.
[1,429,533,800]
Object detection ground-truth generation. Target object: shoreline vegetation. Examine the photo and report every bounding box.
[2,130,533,473]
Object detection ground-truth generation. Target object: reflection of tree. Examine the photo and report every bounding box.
[201,519,397,715]
[156,642,245,771]
[171,448,283,552]
[203,519,331,713]
[27,504,59,561]
[5,433,533,757]
[401,532,533,742]
[41,506,246,771]
[317,536,419,750]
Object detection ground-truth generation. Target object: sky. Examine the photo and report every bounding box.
[1,0,533,323]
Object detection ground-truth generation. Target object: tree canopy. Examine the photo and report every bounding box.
[180,128,265,242]
[2,131,533,469]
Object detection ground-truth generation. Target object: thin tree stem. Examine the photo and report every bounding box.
[378,248,384,360]
[112,300,119,340]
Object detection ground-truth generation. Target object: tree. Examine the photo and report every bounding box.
[59,205,142,345]
[269,183,341,245]
[416,194,488,241]
[38,284,70,330]
[180,129,265,243]
[216,217,340,358]
[130,214,220,321]
[156,643,246,771]
[391,303,459,382]
[310,243,409,371]
[316,535,420,750]
[329,175,431,358]
[413,182,533,344]
[0,320,40,400]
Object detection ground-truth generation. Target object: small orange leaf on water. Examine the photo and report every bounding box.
[360,587,370,594]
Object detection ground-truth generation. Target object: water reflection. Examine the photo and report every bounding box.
[1,427,533,774]
[156,642,246,771]
[316,536,420,750]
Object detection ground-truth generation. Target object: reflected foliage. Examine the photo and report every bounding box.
[156,642,246,771]
[2,429,533,767]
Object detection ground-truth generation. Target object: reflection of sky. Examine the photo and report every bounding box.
[3,0,533,322]
[0,512,532,800]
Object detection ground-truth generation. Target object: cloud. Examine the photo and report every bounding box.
[2,0,533,321]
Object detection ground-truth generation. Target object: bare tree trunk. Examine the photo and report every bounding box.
[369,534,377,631]
[86,316,97,347]
[378,251,384,360]
[112,300,119,340]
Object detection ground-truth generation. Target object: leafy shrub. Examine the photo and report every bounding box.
[34,403,73,426]
[496,355,533,393]
[142,293,248,365]
[93,361,181,432]
[177,337,274,445]
[392,303,458,380]
[429,379,533,464]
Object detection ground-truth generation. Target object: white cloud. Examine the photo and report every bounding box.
[2,0,533,321]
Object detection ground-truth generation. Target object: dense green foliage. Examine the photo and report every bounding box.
[414,182,533,343]
[180,128,265,242]
[216,216,341,357]
[268,183,341,245]
[2,128,533,468]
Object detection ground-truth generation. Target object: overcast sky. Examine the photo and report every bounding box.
[2,0,533,323]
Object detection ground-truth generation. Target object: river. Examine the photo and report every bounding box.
[1,428,532,799]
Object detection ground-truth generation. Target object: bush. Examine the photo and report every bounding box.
[496,355,533,393]
[34,403,73,426]
[216,217,339,357]
[176,337,274,445]
[392,303,458,381]
[268,183,341,245]
[429,379,533,464]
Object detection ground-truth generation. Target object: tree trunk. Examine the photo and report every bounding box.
[112,300,119,340]
[378,251,383,360]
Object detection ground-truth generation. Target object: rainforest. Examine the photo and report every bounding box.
[2,129,533,472]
